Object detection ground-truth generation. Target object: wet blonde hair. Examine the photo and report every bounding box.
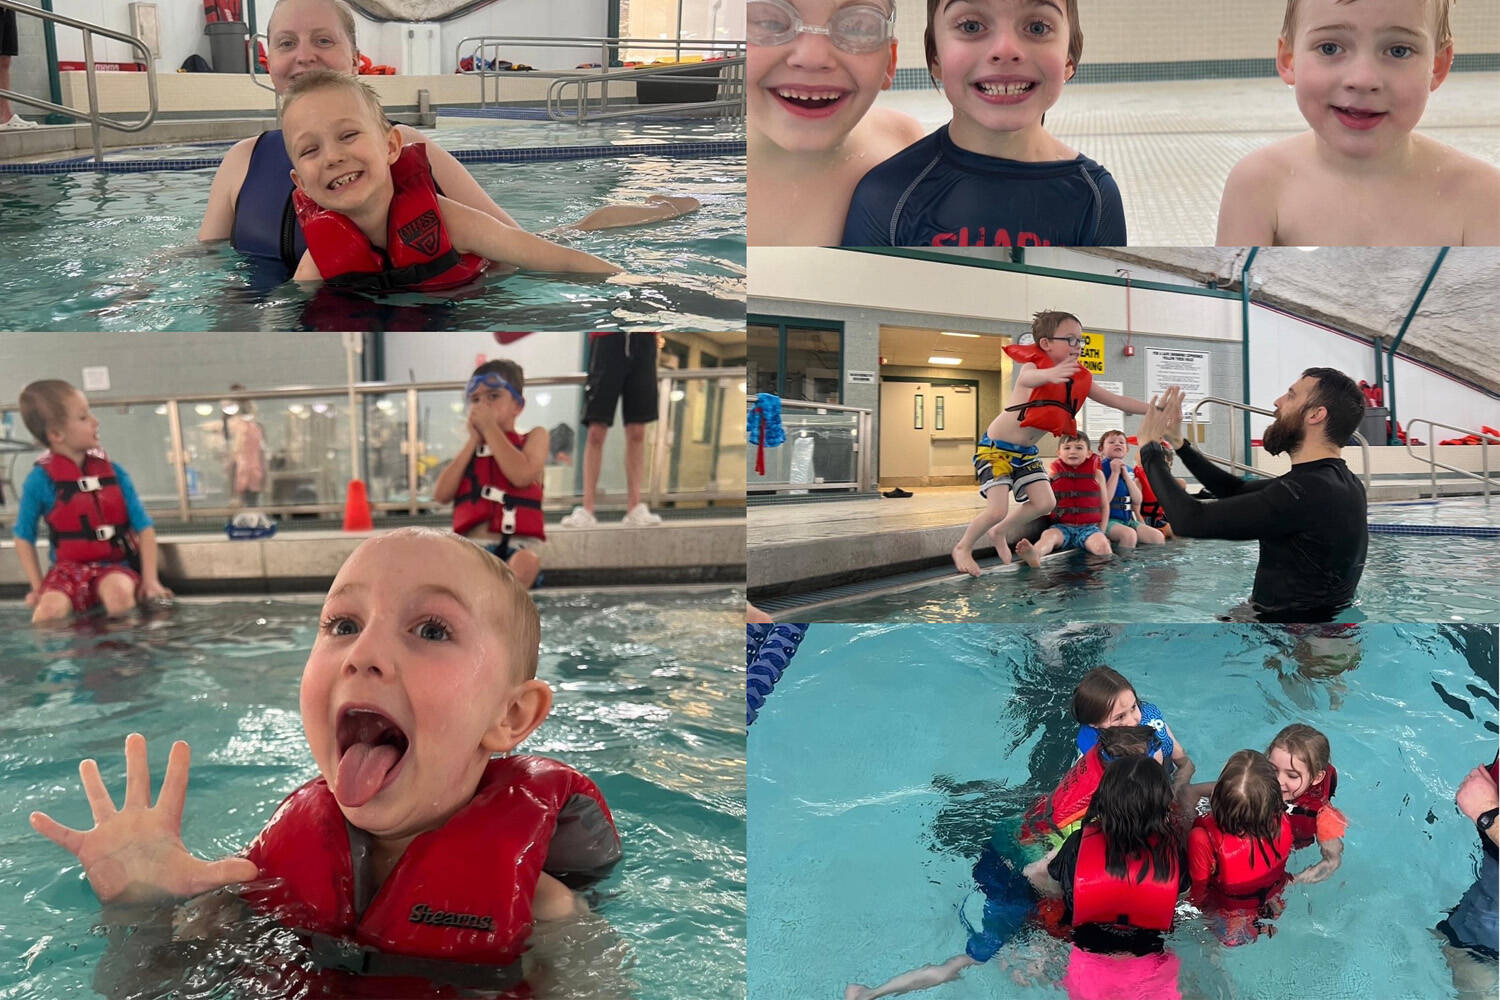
[269,0,359,57]
[1281,0,1453,49]
[1268,723,1332,777]
[278,68,388,132]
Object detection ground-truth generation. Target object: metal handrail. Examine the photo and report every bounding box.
[246,31,276,93]
[0,0,158,163]
[1401,418,1496,502]
[454,33,743,108]
[1188,395,1372,491]
[1,369,745,522]
[547,57,744,123]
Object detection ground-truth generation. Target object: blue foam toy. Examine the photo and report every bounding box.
[747,393,785,448]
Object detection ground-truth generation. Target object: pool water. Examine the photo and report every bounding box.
[774,534,1500,623]
[0,588,746,1000]
[748,623,1499,1000]
[0,154,745,332]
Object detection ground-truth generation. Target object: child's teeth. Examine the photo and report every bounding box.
[978,81,1033,95]
[777,89,841,101]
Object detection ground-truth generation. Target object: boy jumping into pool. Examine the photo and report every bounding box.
[29,527,620,994]
[12,379,174,625]
[432,359,547,588]
[279,70,623,288]
[1216,0,1500,245]
[952,311,1154,577]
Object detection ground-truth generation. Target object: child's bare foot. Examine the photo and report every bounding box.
[845,986,872,1000]
[952,546,982,577]
[646,194,701,215]
[1015,538,1041,569]
[987,527,1013,565]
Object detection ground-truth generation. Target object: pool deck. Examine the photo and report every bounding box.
[0,515,745,595]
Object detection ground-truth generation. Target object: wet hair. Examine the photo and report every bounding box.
[1056,432,1091,449]
[1267,723,1331,778]
[19,379,79,446]
[1281,0,1452,49]
[278,68,387,132]
[1072,666,1137,727]
[472,359,526,396]
[356,527,541,681]
[270,0,359,58]
[1097,428,1127,450]
[1031,310,1082,343]
[1300,367,1366,446]
[1083,755,1181,884]
[1210,750,1285,843]
[1096,724,1153,760]
[924,0,1084,84]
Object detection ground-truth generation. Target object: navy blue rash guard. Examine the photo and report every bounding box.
[841,125,1126,247]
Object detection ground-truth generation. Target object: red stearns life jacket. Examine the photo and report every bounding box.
[1071,824,1180,931]
[451,434,545,540]
[1002,343,1094,438]
[1020,745,1107,845]
[1194,813,1292,903]
[37,450,135,564]
[241,755,620,992]
[1286,764,1338,849]
[1049,454,1102,526]
[1134,465,1162,521]
[293,143,490,293]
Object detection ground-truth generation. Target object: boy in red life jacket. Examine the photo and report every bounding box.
[1267,723,1346,883]
[30,528,621,994]
[279,70,622,288]
[1014,432,1111,567]
[11,379,174,625]
[432,360,547,589]
[951,310,1155,577]
[1189,750,1294,946]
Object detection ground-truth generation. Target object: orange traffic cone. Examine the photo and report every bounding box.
[342,479,373,532]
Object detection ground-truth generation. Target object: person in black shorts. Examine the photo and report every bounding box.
[561,332,663,527]
[1134,369,1368,622]
[1,7,37,130]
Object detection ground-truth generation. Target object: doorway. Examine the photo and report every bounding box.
[878,378,980,486]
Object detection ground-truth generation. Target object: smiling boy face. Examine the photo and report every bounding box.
[1277,0,1453,159]
[282,83,401,214]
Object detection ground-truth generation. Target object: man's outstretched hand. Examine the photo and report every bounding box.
[30,733,259,905]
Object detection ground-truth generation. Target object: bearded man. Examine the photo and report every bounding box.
[1134,370,1368,622]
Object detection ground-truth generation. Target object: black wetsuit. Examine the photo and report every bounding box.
[1139,440,1367,622]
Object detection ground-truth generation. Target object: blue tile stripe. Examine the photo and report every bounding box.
[0,139,745,175]
[1368,523,1500,539]
[439,105,720,122]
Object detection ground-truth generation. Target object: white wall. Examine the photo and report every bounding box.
[380,331,586,384]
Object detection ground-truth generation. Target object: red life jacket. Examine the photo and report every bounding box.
[1286,764,1337,849]
[451,434,545,540]
[1049,454,1102,526]
[38,450,135,564]
[294,143,490,293]
[1194,813,1292,903]
[1002,343,1093,437]
[1020,745,1106,845]
[1134,464,1162,521]
[1071,824,1180,932]
[241,755,620,993]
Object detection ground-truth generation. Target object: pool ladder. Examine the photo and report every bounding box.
[1402,418,1496,502]
[0,0,158,163]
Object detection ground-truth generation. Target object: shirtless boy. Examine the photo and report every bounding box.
[748,0,926,245]
[1217,0,1500,245]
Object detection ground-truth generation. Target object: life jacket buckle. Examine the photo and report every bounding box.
[500,506,517,536]
[77,476,103,492]
[476,444,492,457]
[93,525,117,541]
[479,485,507,503]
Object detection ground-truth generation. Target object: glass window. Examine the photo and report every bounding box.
[748,324,778,397]
[784,327,842,404]
[620,0,744,62]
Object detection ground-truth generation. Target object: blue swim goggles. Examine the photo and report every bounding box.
[466,372,524,405]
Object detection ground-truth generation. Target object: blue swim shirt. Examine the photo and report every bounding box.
[841,125,1126,248]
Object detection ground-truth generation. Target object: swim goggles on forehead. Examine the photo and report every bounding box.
[747,0,896,55]
[466,372,523,405]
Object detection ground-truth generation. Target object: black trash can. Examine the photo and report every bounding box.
[1359,406,1389,444]
[637,63,723,104]
[205,21,249,73]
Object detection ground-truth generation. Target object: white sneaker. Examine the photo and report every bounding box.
[559,506,598,528]
[0,114,40,130]
[621,503,663,526]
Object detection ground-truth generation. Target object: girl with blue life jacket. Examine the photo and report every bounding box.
[1073,667,1193,795]
[1097,429,1166,549]
[31,529,622,996]
[432,360,547,589]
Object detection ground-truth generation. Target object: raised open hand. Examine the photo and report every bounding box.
[1137,385,1186,449]
[29,733,258,905]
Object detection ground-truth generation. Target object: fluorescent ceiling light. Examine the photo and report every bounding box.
[928,356,962,365]
[940,331,980,338]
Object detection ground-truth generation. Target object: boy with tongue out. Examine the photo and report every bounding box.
[30,527,620,992]
[1217,0,1500,246]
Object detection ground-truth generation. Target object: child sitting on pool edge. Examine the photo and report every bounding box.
[279,70,622,288]
[1014,431,1111,566]
[432,358,547,588]
[30,527,620,995]
[12,379,174,625]
[1098,428,1165,549]
[1216,0,1500,245]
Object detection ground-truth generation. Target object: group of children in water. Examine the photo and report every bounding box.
[846,666,1347,1000]
[750,0,1500,246]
